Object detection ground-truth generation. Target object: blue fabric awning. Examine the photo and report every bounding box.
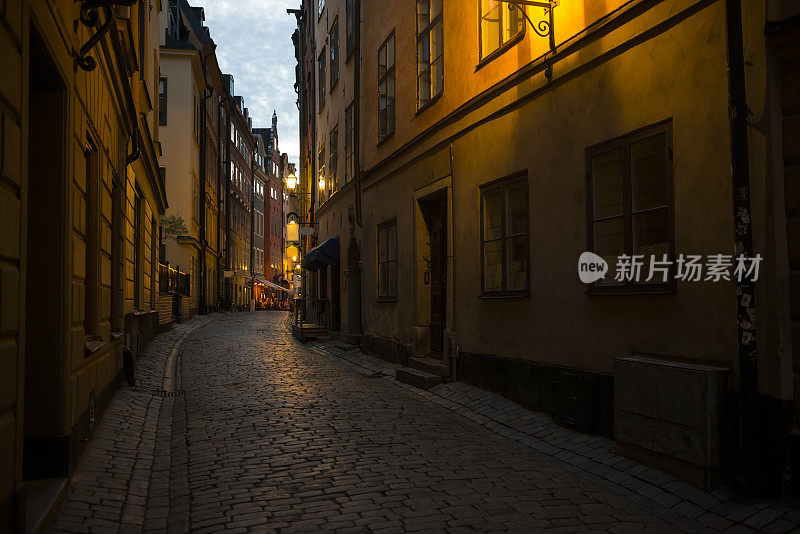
[301,237,340,271]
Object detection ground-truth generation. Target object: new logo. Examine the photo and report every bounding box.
[578,252,608,284]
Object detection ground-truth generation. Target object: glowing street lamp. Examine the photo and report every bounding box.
[286,172,297,191]
[318,172,326,191]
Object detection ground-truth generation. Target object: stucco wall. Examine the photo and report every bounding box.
[359,0,740,376]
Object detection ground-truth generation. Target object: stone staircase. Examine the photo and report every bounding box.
[395,356,449,390]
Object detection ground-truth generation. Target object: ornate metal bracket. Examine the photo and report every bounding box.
[74,0,137,72]
[503,0,556,51]
[500,0,557,78]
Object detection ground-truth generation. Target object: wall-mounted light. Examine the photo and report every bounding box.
[318,173,326,191]
[286,172,297,191]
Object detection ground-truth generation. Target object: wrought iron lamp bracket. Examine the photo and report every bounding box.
[501,0,557,54]
[74,0,136,72]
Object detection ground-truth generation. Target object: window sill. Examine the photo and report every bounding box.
[377,296,398,302]
[415,92,443,117]
[585,283,677,295]
[377,132,394,147]
[85,338,106,356]
[475,30,526,73]
[478,291,529,300]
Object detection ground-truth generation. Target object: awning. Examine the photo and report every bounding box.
[301,237,340,271]
[265,280,291,293]
[255,277,292,293]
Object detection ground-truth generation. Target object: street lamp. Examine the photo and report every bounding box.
[286,172,297,191]
[318,173,326,191]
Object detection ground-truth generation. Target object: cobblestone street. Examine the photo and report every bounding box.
[51,312,800,533]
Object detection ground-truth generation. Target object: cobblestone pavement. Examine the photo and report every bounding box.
[52,312,800,533]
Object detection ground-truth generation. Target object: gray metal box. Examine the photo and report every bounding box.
[614,356,730,489]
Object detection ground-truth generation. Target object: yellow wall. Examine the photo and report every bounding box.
[0,0,165,523]
[359,0,740,374]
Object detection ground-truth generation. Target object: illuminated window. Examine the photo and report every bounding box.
[416,0,443,109]
[480,173,529,296]
[587,122,674,292]
[377,31,395,143]
[329,125,338,192]
[479,0,524,61]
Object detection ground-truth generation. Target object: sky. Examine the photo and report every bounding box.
[191,0,300,165]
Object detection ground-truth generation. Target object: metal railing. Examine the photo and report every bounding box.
[158,263,191,296]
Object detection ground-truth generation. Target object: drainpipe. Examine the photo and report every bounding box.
[354,0,362,228]
[725,0,758,492]
[224,101,232,308]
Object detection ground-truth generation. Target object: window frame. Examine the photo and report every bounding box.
[479,171,531,298]
[345,0,356,59]
[477,0,526,67]
[377,30,396,144]
[415,0,444,112]
[158,76,168,126]
[345,101,354,182]
[330,18,339,90]
[318,47,326,111]
[83,137,99,339]
[585,119,676,295]
[377,218,399,301]
[318,144,326,202]
[329,124,339,193]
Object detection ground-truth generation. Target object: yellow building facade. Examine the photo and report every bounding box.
[298,0,800,492]
[0,0,166,529]
[159,0,224,319]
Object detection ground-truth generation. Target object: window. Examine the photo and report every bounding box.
[346,0,356,57]
[192,175,198,222]
[134,187,143,309]
[377,219,398,299]
[345,102,355,182]
[318,48,326,111]
[167,0,180,39]
[479,0,524,61]
[158,77,168,126]
[330,20,339,89]
[329,125,338,192]
[318,0,325,17]
[480,173,529,296]
[416,0,443,109]
[587,121,674,292]
[318,145,325,201]
[377,31,395,143]
[83,139,98,338]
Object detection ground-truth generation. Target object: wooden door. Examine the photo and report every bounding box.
[428,196,447,353]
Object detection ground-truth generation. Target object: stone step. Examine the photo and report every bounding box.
[24,477,68,534]
[408,356,450,377]
[396,367,442,390]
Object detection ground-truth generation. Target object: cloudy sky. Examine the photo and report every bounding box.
[191,0,300,164]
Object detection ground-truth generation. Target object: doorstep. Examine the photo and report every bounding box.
[23,478,68,534]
